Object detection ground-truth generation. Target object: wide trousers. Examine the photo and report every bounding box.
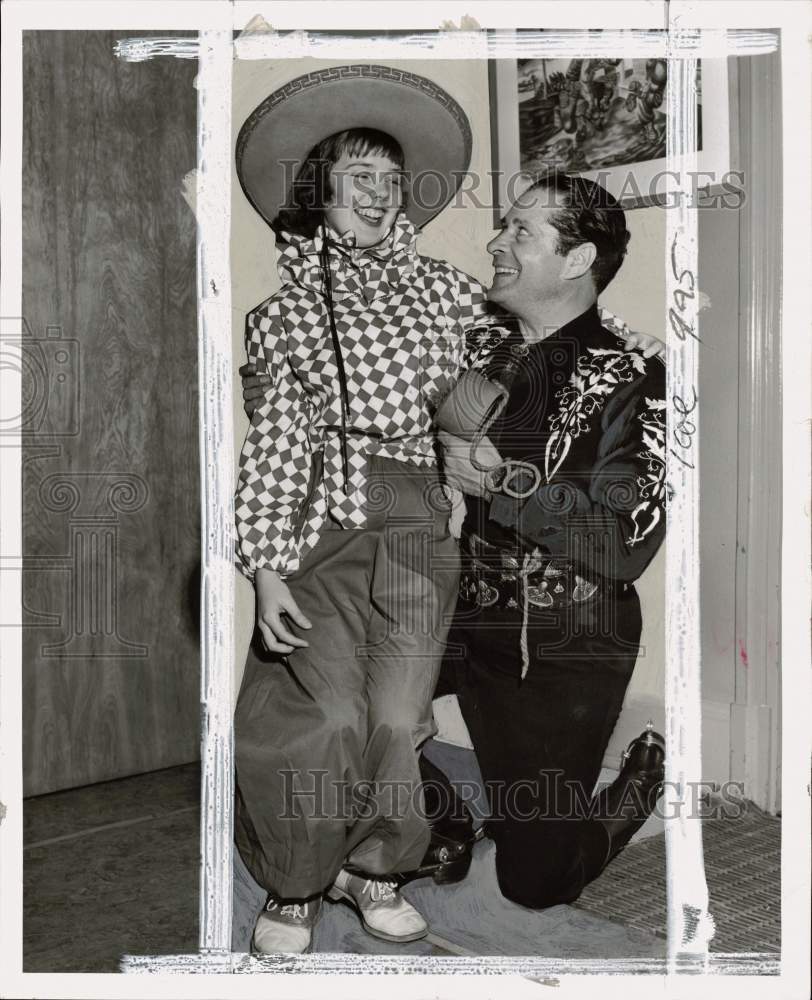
[440,580,643,909]
[234,456,461,900]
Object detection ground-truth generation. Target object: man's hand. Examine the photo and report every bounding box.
[438,430,502,497]
[240,362,271,418]
[255,567,312,654]
[622,330,665,358]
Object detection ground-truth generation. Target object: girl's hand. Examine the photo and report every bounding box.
[240,362,272,417]
[622,330,665,359]
[255,567,312,654]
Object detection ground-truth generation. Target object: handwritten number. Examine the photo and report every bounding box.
[668,308,699,343]
[673,287,695,313]
[670,234,696,291]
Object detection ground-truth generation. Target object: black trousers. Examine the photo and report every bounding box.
[440,583,643,909]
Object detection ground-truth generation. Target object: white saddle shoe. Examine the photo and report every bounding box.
[251,895,322,955]
[327,868,428,943]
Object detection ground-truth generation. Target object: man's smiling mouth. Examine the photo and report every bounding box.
[493,265,521,279]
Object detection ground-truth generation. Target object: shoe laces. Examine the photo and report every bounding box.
[366,878,398,903]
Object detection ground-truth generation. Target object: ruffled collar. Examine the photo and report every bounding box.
[276,214,419,304]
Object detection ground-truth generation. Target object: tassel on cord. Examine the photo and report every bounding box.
[320,233,351,492]
[520,551,532,680]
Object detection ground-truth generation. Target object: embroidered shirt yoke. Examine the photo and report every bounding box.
[466,304,667,585]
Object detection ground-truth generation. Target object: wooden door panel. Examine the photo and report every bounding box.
[22,31,200,795]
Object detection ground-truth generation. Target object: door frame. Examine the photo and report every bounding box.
[731,49,782,813]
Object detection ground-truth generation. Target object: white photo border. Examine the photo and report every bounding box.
[0,2,808,998]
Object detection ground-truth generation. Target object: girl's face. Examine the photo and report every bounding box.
[324,150,404,248]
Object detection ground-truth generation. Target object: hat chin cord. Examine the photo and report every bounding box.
[318,228,539,503]
[319,233,351,493]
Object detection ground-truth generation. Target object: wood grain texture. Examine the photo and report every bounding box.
[22,31,200,795]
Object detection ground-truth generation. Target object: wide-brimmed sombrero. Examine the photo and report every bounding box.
[236,65,473,231]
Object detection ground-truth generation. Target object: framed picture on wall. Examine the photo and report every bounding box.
[489,50,737,214]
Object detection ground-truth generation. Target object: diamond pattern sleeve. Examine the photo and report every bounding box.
[446,267,515,377]
[454,268,490,327]
[235,298,320,581]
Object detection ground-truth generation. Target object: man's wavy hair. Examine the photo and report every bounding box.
[271,128,406,242]
[524,170,631,293]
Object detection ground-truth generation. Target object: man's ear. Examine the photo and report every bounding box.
[562,242,597,281]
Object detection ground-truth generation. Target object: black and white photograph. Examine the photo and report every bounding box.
[1,2,809,998]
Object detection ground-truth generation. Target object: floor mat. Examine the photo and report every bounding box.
[573,802,781,954]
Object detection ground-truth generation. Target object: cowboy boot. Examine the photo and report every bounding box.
[593,721,666,863]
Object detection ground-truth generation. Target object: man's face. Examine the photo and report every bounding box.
[486,188,569,317]
[324,151,404,248]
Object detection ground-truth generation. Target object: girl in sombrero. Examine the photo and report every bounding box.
[233,65,658,954]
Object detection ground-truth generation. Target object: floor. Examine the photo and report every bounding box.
[24,749,781,972]
[24,763,200,972]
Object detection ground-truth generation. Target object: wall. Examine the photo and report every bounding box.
[228,57,669,761]
[602,198,745,779]
[22,32,201,795]
[601,207,667,737]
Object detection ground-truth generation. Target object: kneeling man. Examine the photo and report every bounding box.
[439,170,667,909]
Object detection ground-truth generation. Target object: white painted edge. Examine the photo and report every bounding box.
[0,2,800,996]
[196,30,235,953]
[115,29,778,63]
[119,952,781,976]
[663,30,714,965]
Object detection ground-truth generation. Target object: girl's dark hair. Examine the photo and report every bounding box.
[271,127,405,241]
[525,169,631,293]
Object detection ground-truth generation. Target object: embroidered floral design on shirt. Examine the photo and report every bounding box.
[628,397,667,547]
[545,347,647,482]
[459,320,517,372]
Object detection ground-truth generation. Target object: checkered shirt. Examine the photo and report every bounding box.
[235,216,489,578]
[235,215,634,580]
